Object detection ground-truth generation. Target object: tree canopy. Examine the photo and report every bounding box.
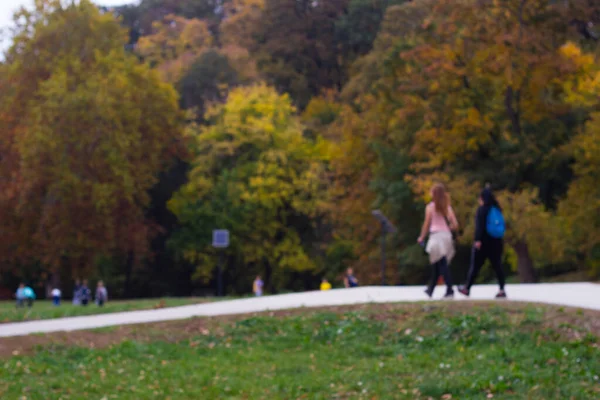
[0,0,183,291]
[1,0,599,297]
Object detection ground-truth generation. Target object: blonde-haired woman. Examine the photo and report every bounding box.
[417,183,459,298]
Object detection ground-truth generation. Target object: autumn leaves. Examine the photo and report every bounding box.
[1,0,599,294]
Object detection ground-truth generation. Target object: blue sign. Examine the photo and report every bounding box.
[212,230,230,248]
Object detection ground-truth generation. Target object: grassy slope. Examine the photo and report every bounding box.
[0,302,599,399]
[0,298,211,323]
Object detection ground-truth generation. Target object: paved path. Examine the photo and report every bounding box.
[0,283,598,338]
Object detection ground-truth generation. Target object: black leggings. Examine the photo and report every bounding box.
[467,240,505,290]
[428,256,454,294]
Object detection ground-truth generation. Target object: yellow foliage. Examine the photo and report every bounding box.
[1,0,183,272]
[137,15,213,83]
[559,113,600,258]
[170,84,330,280]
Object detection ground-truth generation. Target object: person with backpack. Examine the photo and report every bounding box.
[458,186,507,298]
[417,183,459,299]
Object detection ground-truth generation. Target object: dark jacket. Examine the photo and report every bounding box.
[476,188,504,242]
[474,205,492,242]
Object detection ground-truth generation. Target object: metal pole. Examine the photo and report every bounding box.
[381,226,386,286]
[217,250,224,297]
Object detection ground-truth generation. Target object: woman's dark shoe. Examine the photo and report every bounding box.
[495,290,507,299]
[424,288,434,298]
[443,291,454,299]
[457,285,470,297]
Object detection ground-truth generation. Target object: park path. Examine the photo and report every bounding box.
[0,283,599,338]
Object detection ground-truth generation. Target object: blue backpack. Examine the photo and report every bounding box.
[23,287,36,300]
[486,206,505,238]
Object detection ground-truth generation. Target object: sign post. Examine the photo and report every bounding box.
[371,210,397,286]
[212,229,230,297]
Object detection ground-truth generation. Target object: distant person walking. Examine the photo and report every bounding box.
[80,280,91,306]
[344,268,358,288]
[320,278,332,291]
[418,183,459,299]
[95,281,108,307]
[73,279,82,305]
[51,288,61,306]
[458,187,507,298]
[253,276,264,297]
[15,283,26,308]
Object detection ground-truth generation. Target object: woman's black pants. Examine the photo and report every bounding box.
[428,256,454,294]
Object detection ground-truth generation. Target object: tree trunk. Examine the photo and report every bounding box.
[264,258,273,295]
[123,251,134,299]
[512,241,537,283]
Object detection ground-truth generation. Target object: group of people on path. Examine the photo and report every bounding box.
[73,279,108,306]
[321,268,358,291]
[255,185,505,299]
[15,283,36,308]
[251,267,358,296]
[418,183,506,299]
[14,279,108,308]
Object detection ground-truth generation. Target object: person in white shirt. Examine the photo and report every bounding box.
[51,288,62,306]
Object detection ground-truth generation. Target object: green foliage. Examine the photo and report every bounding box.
[239,0,350,108]
[559,112,600,276]
[0,0,184,276]
[1,0,600,294]
[169,85,330,292]
[335,0,407,60]
[322,0,600,282]
[178,49,238,118]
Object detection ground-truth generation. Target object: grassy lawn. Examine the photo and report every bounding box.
[0,302,599,399]
[0,297,212,323]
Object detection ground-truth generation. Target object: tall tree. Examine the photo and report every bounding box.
[0,0,184,290]
[119,0,229,38]
[334,0,408,70]
[178,49,239,118]
[222,0,349,108]
[558,113,600,275]
[394,0,600,281]
[169,84,330,293]
[314,1,437,284]
[137,14,213,83]
[557,44,600,276]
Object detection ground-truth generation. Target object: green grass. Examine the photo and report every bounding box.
[0,303,599,399]
[0,297,211,323]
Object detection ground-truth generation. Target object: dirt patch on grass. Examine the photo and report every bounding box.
[0,301,598,359]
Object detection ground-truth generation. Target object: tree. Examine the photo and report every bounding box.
[137,14,213,83]
[0,0,184,291]
[169,84,330,293]
[314,1,437,284]
[222,0,350,108]
[392,0,600,281]
[559,113,600,276]
[334,0,408,72]
[120,0,230,38]
[317,0,600,283]
[178,49,238,118]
